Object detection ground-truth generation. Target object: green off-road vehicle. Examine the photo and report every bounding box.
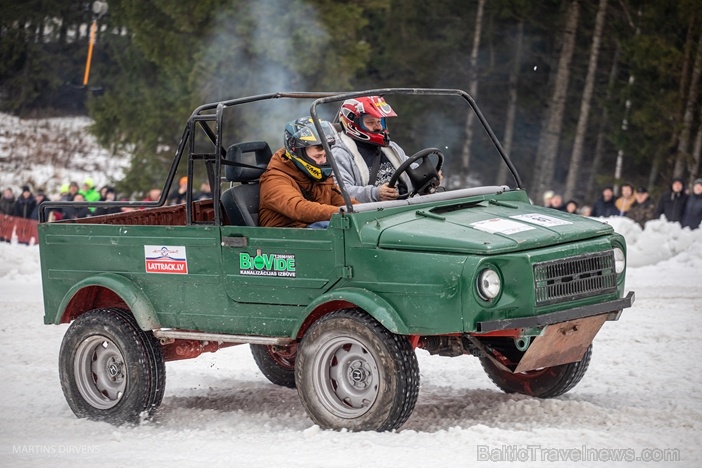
[39,89,634,431]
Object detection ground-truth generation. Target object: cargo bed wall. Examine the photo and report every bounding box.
[52,200,216,227]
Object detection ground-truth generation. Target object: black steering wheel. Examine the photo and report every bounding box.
[387,148,444,198]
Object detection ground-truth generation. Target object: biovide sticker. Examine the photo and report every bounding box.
[239,249,296,277]
[144,245,188,274]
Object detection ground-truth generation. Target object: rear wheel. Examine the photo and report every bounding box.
[59,308,165,424]
[295,309,419,431]
[480,343,592,398]
[250,343,297,388]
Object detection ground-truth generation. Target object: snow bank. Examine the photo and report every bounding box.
[0,242,40,282]
[0,112,129,196]
[602,216,702,269]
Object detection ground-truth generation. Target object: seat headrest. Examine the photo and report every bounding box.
[224,141,273,182]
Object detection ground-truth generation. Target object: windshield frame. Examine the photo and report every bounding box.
[308,88,523,213]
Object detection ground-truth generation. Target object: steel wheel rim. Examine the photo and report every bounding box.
[74,335,126,410]
[312,336,380,419]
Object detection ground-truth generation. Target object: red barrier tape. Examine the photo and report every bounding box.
[0,215,39,245]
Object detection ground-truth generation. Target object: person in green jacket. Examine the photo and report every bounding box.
[79,178,101,213]
[79,178,101,203]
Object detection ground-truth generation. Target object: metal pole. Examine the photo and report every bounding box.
[82,20,97,86]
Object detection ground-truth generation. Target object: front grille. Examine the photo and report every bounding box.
[533,250,617,306]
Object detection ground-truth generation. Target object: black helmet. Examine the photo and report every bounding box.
[283,116,336,181]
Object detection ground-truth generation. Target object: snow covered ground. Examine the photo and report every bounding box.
[0,217,700,467]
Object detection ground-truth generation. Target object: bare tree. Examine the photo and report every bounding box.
[674,31,702,178]
[691,107,702,184]
[459,0,486,176]
[496,19,524,186]
[532,0,580,201]
[563,0,608,202]
[587,43,620,202]
[650,17,695,190]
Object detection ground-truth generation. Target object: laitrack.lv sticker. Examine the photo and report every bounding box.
[511,213,572,227]
[144,245,188,274]
[240,249,296,277]
[470,218,535,235]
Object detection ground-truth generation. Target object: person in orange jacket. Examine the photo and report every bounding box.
[615,183,635,215]
[259,117,350,228]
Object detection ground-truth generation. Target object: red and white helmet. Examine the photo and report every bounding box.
[338,96,397,146]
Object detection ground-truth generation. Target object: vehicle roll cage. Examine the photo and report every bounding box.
[40,88,522,224]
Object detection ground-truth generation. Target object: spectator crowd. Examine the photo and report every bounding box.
[2,174,702,231]
[0,176,213,223]
[541,176,702,230]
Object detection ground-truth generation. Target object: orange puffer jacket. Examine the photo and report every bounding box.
[259,148,347,228]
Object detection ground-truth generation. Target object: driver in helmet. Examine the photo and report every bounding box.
[259,116,351,228]
[332,96,413,202]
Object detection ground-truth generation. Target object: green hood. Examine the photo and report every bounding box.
[371,201,613,254]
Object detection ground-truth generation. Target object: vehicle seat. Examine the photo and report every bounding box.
[220,141,272,226]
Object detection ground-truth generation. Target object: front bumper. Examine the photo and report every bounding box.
[472,291,635,372]
[475,291,635,333]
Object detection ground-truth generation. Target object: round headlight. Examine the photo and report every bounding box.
[613,247,625,274]
[477,268,501,301]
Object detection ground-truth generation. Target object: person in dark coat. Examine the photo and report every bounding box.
[590,186,618,217]
[61,181,80,202]
[0,188,15,215]
[682,178,702,229]
[12,185,36,219]
[61,193,91,219]
[626,187,656,227]
[196,181,212,201]
[29,190,47,220]
[564,199,579,214]
[654,177,688,223]
[168,177,188,205]
[93,187,122,216]
[550,193,565,211]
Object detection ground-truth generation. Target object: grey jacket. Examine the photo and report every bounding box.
[331,132,413,203]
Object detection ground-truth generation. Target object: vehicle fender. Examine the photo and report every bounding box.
[57,273,160,330]
[297,287,409,336]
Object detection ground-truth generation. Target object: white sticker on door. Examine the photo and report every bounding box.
[144,245,188,274]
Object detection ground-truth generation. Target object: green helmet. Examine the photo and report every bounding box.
[283,116,336,181]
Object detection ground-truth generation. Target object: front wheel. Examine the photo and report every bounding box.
[58,308,165,425]
[295,309,419,431]
[480,344,592,398]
